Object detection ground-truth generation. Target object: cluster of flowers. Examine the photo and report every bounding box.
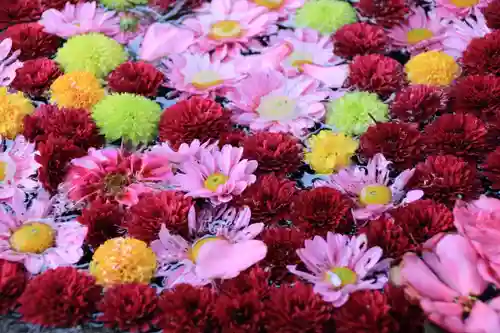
[1,0,500,331]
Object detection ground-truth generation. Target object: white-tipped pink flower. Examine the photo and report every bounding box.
[139,22,195,62]
[287,232,388,307]
[0,38,23,87]
[226,69,329,136]
[435,0,490,18]
[315,154,424,221]
[171,144,257,205]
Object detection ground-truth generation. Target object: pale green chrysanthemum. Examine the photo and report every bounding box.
[326,92,388,136]
[55,33,127,79]
[295,0,357,35]
[99,0,147,10]
[92,93,161,145]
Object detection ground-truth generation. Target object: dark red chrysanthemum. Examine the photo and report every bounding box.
[483,0,500,29]
[23,104,103,149]
[1,23,62,60]
[451,75,500,121]
[78,200,124,249]
[0,259,27,315]
[462,31,500,76]
[40,0,88,10]
[235,174,297,225]
[36,135,87,194]
[348,54,406,97]
[260,227,307,284]
[333,285,424,333]
[11,57,62,97]
[98,283,160,333]
[265,282,333,333]
[159,284,217,333]
[356,0,410,28]
[482,147,500,190]
[124,191,192,242]
[218,129,247,148]
[333,22,388,59]
[159,97,231,149]
[220,266,270,298]
[290,187,353,235]
[149,0,204,11]
[390,85,449,123]
[358,122,422,170]
[0,0,42,30]
[214,291,266,333]
[18,267,102,327]
[406,155,481,207]
[107,61,165,97]
[242,132,302,176]
[359,216,412,259]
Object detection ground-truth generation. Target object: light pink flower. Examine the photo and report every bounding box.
[0,191,87,274]
[226,69,329,136]
[0,38,23,87]
[39,1,120,38]
[399,233,500,332]
[111,12,150,44]
[171,144,257,205]
[63,147,173,206]
[435,0,490,18]
[139,22,195,62]
[315,153,423,221]
[0,136,39,201]
[146,139,218,166]
[249,0,304,19]
[287,232,387,307]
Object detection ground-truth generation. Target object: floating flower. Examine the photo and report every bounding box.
[0,259,27,315]
[77,200,123,249]
[287,232,387,307]
[0,192,87,274]
[146,139,218,167]
[483,0,500,29]
[227,70,328,137]
[107,61,164,97]
[404,50,460,86]
[0,88,34,139]
[11,57,62,97]
[89,237,157,286]
[390,84,448,123]
[356,0,410,28]
[1,23,61,61]
[461,30,500,76]
[295,0,357,35]
[214,290,265,332]
[0,0,42,30]
[0,38,22,87]
[111,12,149,44]
[451,75,500,121]
[435,0,489,18]
[333,22,388,59]
[138,23,195,62]
[482,147,500,190]
[316,153,424,221]
[50,71,105,109]
[171,144,257,205]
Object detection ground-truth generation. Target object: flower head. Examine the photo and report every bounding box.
[138,23,195,62]
[451,75,500,121]
[356,0,410,28]
[435,0,489,18]
[107,61,164,97]
[461,31,500,76]
[333,22,388,59]
[483,0,500,29]
[1,23,61,60]
[390,84,448,123]
[0,0,42,30]
[0,38,22,87]
[482,147,500,190]
[11,57,62,97]
[0,88,34,139]
[50,71,104,109]
[295,0,356,34]
[78,200,123,249]
[214,290,266,332]
[405,51,460,86]
[0,259,27,315]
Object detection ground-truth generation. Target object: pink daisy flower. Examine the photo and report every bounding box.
[249,0,305,19]
[39,1,120,39]
[111,12,151,44]
[151,204,266,287]
[0,191,87,274]
[63,147,173,206]
[171,144,257,205]
[287,232,387,307]
[139,22,196,62]
[315,153,424,221]
[435,0,490,18]
[146,139,218,166]
[0,136,39,201]
[182,0,279,60]
[226,69,329,137]
[0,38,23,87]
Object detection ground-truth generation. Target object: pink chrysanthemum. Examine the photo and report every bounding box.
[0,191,87,274]
[146,140,218,167]
[435,0,490,18]
[315,153,423,221]
[226,69,329,137]
[287,232,388,307]
[111,12,150,44]
[0,38,23,87]
[171,144,257,205]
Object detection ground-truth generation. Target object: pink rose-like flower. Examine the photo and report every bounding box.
[139,22,195,62]
[0,38,23,87]
[287,232,388,307]
[171,144,257,205]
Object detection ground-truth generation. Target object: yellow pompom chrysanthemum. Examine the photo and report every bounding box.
[405,51,460,86]
[50,72,105,109]
[0,88,34,139]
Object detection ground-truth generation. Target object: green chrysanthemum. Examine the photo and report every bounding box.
[92,93,161,145]
[295,0,357,34]
[99,0,147,10]
[55,33,127,79]
[326,92,388,136]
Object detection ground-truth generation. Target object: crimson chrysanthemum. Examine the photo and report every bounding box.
[124,191,192,242]
[107,61,165,97]
[78,200,124,249]
[159,284,217,333]
[483,0,500,29]
[390,85,448,124]
[0,259,27,315]
[235,174,297,225]
[214,291,266,333]
[218,129,247,148]
[11,58,62,97]
[158,97,231,149]
[462,31,500,76]
[0,0,42,30]
[481,147,500,190]
[359,216,412,259]
[149,0,204,11]
[348,54,406,98]
[242,132,302,176]
[358,122,422,170]
[422,113,489,160]
[18,267,102,328]
[40,0,88,10]
[220,266,270,298]
[333,22,388,59]
[450,75,500,121]
[356,0,410,28]
[290,187,353,235]
[265,282,333,333]
[0,23,61,61]
[98,283,160,333]
[406,155,481,207]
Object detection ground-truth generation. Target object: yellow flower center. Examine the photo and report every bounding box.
[257,95,297,121]
[325,267,357,287]
[0,161,8,182]
[204,173,228,191]
[191,70,224,90]
[288,51,314,71]
[450,0,479,7]
[254,0,283,9]
[405,51,460,87]
[188,236,221,262]
[209,20,243,40]
[406,28,434,44]
[359,185,393,206]
[10,222,55,254]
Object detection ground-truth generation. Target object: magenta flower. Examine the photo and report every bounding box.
[0,38,23,87]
